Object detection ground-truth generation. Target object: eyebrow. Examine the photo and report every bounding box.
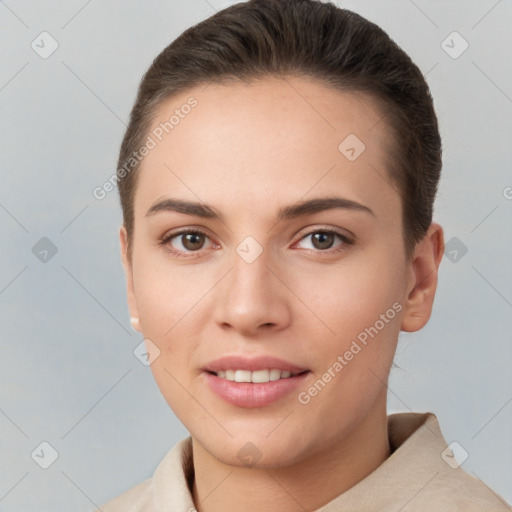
[145,196,375,221]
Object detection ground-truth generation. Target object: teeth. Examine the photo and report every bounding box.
[269,369,281,381]
[235,370,252,383]
[214,369,300,383]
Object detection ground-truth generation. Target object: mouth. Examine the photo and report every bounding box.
[206,368,308,383]
[201,355,310,407]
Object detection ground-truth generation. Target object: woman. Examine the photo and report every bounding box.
[98,0,511,510]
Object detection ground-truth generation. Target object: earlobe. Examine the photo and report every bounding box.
[401,223,444,333]
[120,226,141,332]
[130,317,141,331]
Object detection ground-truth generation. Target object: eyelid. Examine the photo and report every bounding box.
[293,225,355,245]
[160,226,211,243]
[159,225,355,257]
[159,227,216,258]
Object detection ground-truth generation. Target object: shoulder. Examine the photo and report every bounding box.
[94,436,194,512]
[95,478,152,512]
[386,412,511,511]
[411,470,511,511]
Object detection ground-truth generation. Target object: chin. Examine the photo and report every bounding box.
[195,426,310,469]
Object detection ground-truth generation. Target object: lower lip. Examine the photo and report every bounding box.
[203,371,310,408]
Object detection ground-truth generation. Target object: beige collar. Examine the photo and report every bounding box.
[149,412,509,510]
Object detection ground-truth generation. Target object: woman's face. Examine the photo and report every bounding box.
[122,76,417,467]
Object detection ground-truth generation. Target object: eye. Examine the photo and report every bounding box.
[160,229,214,257]
[159,227,354,258]
[295,229,354,252]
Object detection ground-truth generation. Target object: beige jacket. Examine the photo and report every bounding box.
[98,412,511,511]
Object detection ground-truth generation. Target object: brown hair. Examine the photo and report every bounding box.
[117,0,441,259]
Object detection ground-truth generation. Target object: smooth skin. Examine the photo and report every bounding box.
[120,76,444,512]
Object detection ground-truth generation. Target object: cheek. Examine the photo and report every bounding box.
[133,253,209,337]
[290,246,405,385]
[130,258,211,397]
[295,249,404,333]
[131,260,206,413]
[290,259,404,425]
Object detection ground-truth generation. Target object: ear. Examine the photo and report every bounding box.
[401,222,444,332]
[120,225,141,332]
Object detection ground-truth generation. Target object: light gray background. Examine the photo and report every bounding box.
[1,0,511,510]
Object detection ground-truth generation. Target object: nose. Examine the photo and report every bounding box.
[212,246,292,337]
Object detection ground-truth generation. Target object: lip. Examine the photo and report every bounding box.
[203,371,310,408]
[202,355,308,373]
[201,355,310,408]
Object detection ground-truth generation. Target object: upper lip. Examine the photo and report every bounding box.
[203,355,308,373]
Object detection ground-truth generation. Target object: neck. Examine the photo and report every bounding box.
[191,396,390,512]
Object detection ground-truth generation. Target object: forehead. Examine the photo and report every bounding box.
[134,76,400,222]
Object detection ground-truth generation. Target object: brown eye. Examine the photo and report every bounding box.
[178,232,206,251]
[295,229,354,253]
[161,229,213,256]
[311,231,336,250]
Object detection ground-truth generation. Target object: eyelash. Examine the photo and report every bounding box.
[159,227,355,259]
